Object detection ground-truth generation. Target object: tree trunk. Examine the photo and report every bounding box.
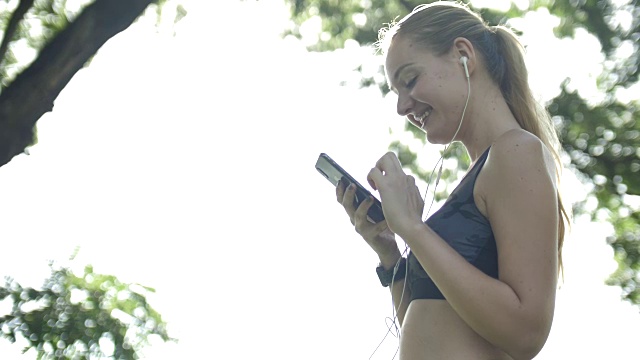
[0,0,157,168]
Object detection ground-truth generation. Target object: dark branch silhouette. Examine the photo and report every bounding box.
[0,0,157,168]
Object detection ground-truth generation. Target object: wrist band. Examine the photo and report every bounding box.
[376,257,407,287]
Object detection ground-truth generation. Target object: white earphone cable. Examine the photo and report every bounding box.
[422,57,471,221]
[370,57,471,360]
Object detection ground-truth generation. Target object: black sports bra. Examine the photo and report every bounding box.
[407,147,498,301]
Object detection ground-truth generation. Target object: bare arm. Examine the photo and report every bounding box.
[335,180,413,325]
[397,136,558,359]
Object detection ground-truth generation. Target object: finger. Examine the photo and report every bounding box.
[407,175,416,186]
[407,175,421,196]
[354,196,374,221]
[341,183,358,220]
[375,152,403,174]
[336,178,346,203]
[367,167,383,190]
[353,196,375,232]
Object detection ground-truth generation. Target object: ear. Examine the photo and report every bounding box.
[452,37,476,76]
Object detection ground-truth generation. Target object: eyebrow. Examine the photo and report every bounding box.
[393,63,414,83]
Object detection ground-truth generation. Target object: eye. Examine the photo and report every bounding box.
[405,76,419,89]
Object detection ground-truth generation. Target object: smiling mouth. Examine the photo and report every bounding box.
[414,107,432,127]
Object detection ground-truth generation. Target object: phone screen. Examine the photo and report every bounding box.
[315,153,385,223]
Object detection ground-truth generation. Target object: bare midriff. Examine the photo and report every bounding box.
[399,300,514,360]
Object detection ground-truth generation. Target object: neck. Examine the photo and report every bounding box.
[458,79,521,161]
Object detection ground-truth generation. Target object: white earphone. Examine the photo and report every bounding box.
[420,55,472,222]
[460,56,469,78]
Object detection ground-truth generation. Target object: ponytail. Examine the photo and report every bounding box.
[493,26,569,276]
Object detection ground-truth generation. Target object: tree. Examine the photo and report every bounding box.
[283,0,640,306]
[0,0,186,357]
[0,0,186,168]
[0,262,173,359]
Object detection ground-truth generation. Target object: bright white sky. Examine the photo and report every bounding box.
[0,0,639,359]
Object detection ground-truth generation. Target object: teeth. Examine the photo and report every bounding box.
[415,108,431,123]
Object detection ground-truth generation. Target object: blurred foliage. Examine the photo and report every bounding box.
[284,0,640,306]
[0,0,186,357]
[0,263,173,359]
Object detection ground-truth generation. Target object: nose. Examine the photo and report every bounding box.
[396,93,415,117]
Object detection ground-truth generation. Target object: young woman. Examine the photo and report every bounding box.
[336,2,568,359]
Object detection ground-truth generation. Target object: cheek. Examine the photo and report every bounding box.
[415,74,449,101]
[435,82,466,112]
[410,82,435,102]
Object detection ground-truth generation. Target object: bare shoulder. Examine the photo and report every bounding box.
[490,129,550,161]
[475,129,558,218]
[485,129,557,187]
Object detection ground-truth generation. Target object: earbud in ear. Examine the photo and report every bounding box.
[460,56,469,78]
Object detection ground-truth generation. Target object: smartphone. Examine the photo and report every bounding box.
[315,153,385,223]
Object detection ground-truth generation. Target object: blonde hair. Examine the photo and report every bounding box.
[377,1,569,275]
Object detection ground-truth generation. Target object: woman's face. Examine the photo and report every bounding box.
[385,36,470,145]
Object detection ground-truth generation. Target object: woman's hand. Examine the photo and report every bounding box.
[367,152,425,239]
[336,179,399,258]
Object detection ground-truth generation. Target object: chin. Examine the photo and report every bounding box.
[425,132,450,145]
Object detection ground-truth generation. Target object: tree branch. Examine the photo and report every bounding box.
[0,0,157,168]
[0,0,35,67]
